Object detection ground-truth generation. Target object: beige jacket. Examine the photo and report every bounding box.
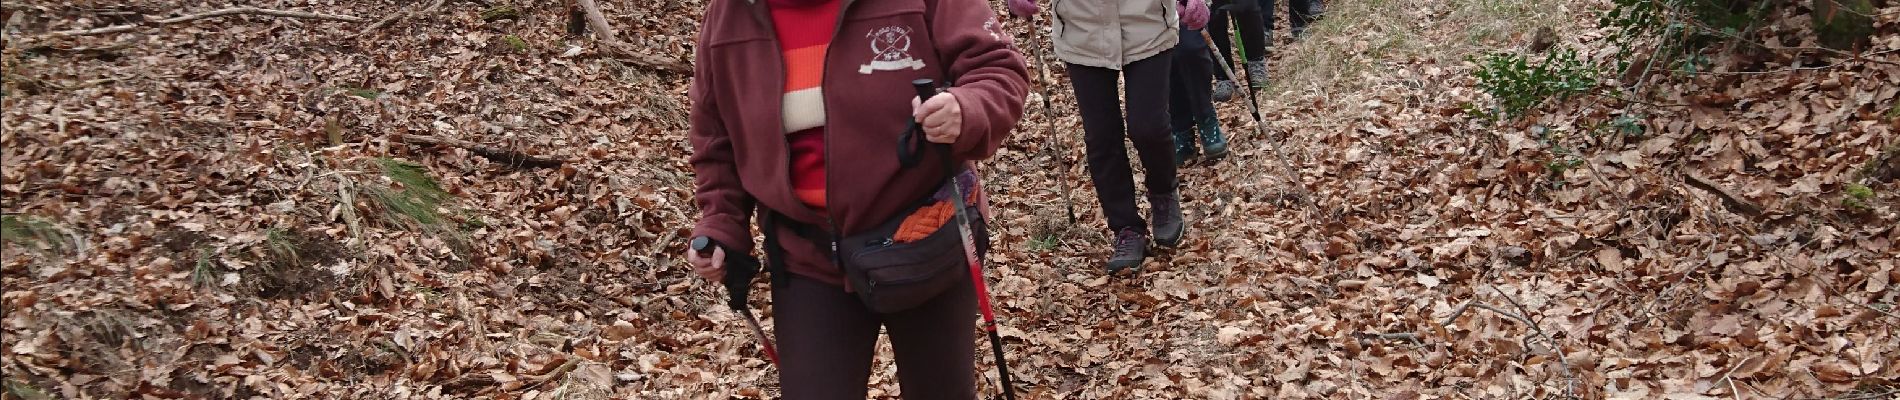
[1050,0,1180,69]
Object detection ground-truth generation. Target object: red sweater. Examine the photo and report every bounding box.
[688,0,1027,285]
[770,0,842,210]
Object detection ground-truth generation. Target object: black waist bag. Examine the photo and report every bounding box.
[836,187,985,314]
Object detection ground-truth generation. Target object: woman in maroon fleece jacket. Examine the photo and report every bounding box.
[682,0,1027,397]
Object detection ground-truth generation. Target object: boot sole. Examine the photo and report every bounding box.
[1107,259,1144,275]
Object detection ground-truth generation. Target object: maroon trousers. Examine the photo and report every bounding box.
[773,274,977,399]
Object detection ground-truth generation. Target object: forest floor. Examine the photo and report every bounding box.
[3,0,1897,399]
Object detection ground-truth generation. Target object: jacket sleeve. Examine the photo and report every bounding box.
[929,0,1030,161]
[687,26,756,255]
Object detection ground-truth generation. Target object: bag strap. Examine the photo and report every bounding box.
[761,209,793,289]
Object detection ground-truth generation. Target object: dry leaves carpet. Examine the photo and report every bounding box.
[2,0,1896,399]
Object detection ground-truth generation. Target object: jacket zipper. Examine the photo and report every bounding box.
[751,0,858,276]
[820,0,858,271]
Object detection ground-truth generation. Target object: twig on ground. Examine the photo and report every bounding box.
[527,358,581,391]
[397,134,566,169]
[1487,285,1579,399]
[1682,173,1764,217]
[1357,332,1424,346]
[42,7,364,37]
[1439,299,1476,327]
[1713,355,1750,400]
[360,0,449,35]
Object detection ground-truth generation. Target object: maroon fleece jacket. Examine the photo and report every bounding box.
[687,0,1028,286]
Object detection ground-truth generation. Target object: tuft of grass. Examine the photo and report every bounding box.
[502,35,530,52]
[370,157,452,227]
[1,215,68,252]
[364,158,474,258]
[191,248,217,288]
[1276,0,1570,95]
[266,228,301,267]
[1027,234,1060,252]
[1886,102,1899,121]
[1843,183,1875,211]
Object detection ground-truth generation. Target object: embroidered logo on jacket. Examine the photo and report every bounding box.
[858,26,927,74]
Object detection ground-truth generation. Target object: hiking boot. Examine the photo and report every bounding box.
[1245,60,1269,89]
[1106,228,1148,273]
[1212,79,1237,103]
[1151,192,1185,248]
[1198,116,1229,161]
[1173,128,1199,167]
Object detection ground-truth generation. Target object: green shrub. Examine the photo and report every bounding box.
[1470,49,1599,119]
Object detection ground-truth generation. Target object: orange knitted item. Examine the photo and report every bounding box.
[892,201,955,243]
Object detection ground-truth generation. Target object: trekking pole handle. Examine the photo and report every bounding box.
[692,235,761,312]
[898,79,943,168]
[912,79,939,102]
[690,236,717,256]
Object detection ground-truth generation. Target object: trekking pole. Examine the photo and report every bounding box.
[906,79,1018,400]
[690,236,779,366]
[1198,29,1324,218]
[1022,16,1077,224]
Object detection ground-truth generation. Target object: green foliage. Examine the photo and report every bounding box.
[1600,0,1780,79]
[502,35,530,52]
[1027,234,1059,252]
[191,248,217,288]
[1609,114,1647,138]
[370,158,452,227]
[364,158,473,256]
[1470,49,1599,119]
[1601,0,1670,50]
[1,215,67,252]
[266,228,301,267]
[345,87,382,100]
[1843,183,1875,211]
[481,6,522,22]
[1886,102,1899,121]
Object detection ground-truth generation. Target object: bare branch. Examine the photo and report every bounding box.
[361,0,449,36]
[1682,173,1764,217]
[42,7,364,37]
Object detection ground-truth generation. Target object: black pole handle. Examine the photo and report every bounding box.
[691,236,762,312]
[897,79,942,168]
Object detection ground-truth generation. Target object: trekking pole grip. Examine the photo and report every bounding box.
[692,236,757,312]
[898,79,943,168]
[912,79,961,171]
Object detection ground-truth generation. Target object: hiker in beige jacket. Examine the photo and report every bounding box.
[1009,0,1208,273]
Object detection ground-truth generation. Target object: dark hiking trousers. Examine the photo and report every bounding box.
[1067,49,1177,235]
[774,274,976,399]
[1209,0,1269,65]
[1265,0,1322,34]
[1171,30,1217,133]
[1210,0,1319,66]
